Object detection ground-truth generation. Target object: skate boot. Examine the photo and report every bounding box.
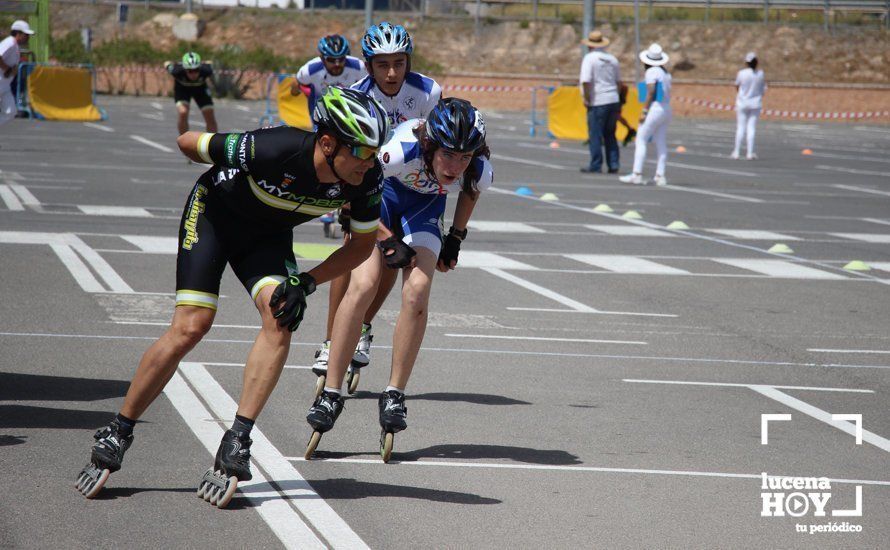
[75,420,134,498]
[378,390,408,463]
[304,390,345,459]
[346,324,373,395]
[198,428,253,509]
[312,340,330,398]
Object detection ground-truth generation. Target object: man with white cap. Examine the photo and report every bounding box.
[0,20,34,127]
[579,30,622,174]
[731,52,766,160]
[620,43,672,186]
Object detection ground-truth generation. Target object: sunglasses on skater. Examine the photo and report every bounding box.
[350,145,379,161]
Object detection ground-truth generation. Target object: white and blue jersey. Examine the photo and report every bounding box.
[377,120,494,254]
[351,71,442,128]
[295,55,366,114]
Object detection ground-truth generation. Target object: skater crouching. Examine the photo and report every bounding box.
[303,98,493,462]
[75,87,389,507]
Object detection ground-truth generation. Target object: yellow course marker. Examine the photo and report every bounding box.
[768,243,794,254]
[593,203,614,213]
[622,210,643,220]
[843,260,871,271]
[540,193,559,201]
[666,220,689,230]
[292,242,339,260]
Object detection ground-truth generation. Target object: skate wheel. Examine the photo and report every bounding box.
[305,431,322,460]
[83,469,110,498]
[215,476,238,509]
[380,431,394,463]
[208,486,221,506]
[314,375,326,398]
[346,368,360,395]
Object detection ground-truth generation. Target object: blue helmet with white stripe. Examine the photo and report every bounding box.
[426,98,486,153]
[318,35,350,58]
[361,22,413,60]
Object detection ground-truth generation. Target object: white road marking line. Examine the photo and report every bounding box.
[48,243,106,292]
[505,307,677,317]
[467,220,546,233]
[121,235,177,253]
[235,104,251,112]
[139,112,165,121]
[585,225,675,237]
[4,330,890,369]
[567,254,690,275]
[828,233,890,243]
[657,161,757,177]
[283,457,890,487]
[481,267,597,312]
[711,258,846,280]
[77,205,154,218]
[492,153,568,170]
[751,385,890,454]
[83,122,114,132]
[67,234,134,293]
[868,262,890,272]
[482,267,676,317]
[622,379,873,393]
[130,134,175,153]
[808,349,890,354]
[810,151,890,164]
[8,183,41,206]
[456,251,539,270]
[178,363,370,548]
[707,229,800,241]
[201,361,312,370]
[659,184,764,203]
[0,184,24,211]
[445,334,647,345]
[823,168,889,178]
[0,161,194,172]
[163,372,328,550]
[863,218,890,227]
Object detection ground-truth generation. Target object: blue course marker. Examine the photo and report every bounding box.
[515,186,534,196]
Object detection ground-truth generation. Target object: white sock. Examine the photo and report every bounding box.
[324,387,341,395]
[385,385,404,394]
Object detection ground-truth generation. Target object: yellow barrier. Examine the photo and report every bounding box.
[276,75,312,130]
[547,86,642,142]
[27,65,102,121]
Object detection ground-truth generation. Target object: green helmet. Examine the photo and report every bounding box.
[313,87,389,149]
[182,52,201,70]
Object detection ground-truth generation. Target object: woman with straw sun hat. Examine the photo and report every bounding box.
[620,43,672,186]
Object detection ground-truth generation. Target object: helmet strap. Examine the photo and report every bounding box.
[325,142,347,183]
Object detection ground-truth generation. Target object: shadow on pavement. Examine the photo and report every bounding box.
[348,390,530,406]
[314,443,581,465]
[90,487,197,500]
[0,405,114,430]
[225,478,501,508]
[0,371,129,402]
[0,434,27,446]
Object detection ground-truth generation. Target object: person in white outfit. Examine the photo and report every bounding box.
[0,20,34,127]
[731,52,766,160]
[620,43,672,186]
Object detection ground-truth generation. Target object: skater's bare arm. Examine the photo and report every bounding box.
[176,131,210,163]
[307,230,376,285]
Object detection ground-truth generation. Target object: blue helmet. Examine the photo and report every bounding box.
[425,98,486,153]
[318,35,350,58]
[361,22,413,60]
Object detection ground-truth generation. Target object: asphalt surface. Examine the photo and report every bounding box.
[1,95,889,549]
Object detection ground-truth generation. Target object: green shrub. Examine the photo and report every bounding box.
[51,31,89,64]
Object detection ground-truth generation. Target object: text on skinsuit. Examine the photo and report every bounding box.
[182,185,207,250]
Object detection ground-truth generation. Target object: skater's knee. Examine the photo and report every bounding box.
[346,273,379,302]
[401,283,430,317]
[170,308,213,347]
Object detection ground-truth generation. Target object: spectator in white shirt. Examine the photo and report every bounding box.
[0,20,34,127]
[579,31,622,174]
[731,52,766,160]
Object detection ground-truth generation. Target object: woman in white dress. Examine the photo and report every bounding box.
[620,43,672,186]
[731,52,766,160]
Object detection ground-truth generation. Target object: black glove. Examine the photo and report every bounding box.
[269,272,316,332]
[337,207,351,234]
[378,236,416,269]
[439,229,464,269]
